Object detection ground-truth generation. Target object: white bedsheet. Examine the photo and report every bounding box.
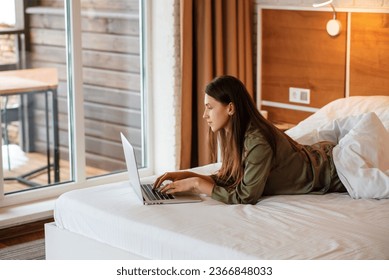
[54,164,389,259]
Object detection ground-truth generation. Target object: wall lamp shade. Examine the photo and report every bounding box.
[313,0,341,37]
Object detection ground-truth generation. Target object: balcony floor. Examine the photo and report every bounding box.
[3,150,107,194]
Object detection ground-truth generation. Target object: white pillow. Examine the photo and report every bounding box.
[287,96,389,141]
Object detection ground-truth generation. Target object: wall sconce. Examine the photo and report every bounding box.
[313,0,341,37]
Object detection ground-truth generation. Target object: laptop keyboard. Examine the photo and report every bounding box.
[141,183,175,201]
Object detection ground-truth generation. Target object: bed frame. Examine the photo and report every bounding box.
[45,223,146,260]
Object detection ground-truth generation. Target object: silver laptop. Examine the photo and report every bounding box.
[120,133,202,205]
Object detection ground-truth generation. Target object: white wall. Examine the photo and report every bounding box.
[149,0,181,174]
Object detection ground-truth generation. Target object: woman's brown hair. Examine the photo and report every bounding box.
[205,75,298,187]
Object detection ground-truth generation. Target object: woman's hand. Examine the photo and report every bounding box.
[153,171,215,196]
[153,171,193,189]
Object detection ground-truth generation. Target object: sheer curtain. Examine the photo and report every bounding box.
[180,0,254,169]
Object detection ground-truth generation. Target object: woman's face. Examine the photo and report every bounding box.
[203,94,232,132]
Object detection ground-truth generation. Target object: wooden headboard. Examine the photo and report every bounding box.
[350,13,389,96]
[258,8,389,124]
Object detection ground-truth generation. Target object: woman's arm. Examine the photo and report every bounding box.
[153,137,273,203]
[212,140,273,204]
[153,171,215,196]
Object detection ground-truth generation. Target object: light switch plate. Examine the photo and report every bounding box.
[289,87,310,104]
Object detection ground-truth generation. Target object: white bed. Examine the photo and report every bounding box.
[45,96,389,260]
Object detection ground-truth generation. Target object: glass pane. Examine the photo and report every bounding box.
[0,0,16,66]
[80,0,143,177]
[1,0,72,194]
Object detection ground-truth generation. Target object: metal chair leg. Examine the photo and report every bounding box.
[2,97,12,171]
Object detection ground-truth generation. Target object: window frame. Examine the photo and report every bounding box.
[0,0,153,208]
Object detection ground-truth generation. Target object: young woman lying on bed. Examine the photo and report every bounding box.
[153,75,389,204]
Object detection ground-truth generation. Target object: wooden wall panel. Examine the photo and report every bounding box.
[261,10,347,124]
[350,13,389,96]
[262,106,312,125]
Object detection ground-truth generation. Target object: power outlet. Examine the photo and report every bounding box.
[289,87,310,104]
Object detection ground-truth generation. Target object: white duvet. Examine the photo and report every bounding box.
[286,96,389,199]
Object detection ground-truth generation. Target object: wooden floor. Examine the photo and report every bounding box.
[0,218,52,249]
[3,151,108,194]
[0,218,53,249]
[1,152,108,248]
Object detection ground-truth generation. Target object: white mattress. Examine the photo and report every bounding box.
[54,165,389,260]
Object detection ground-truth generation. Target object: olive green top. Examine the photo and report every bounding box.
[211,125,346,204]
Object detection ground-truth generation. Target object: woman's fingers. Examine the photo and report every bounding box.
[153,175,164,189]
[153,172,173,189]
[153,171,189,190]
[160,179,195,194]
[159,182,175,193]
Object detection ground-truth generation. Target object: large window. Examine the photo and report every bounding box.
[0,0,148,206]
[80,1,145,178]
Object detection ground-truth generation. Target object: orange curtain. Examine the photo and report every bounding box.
[180,0,254,169]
